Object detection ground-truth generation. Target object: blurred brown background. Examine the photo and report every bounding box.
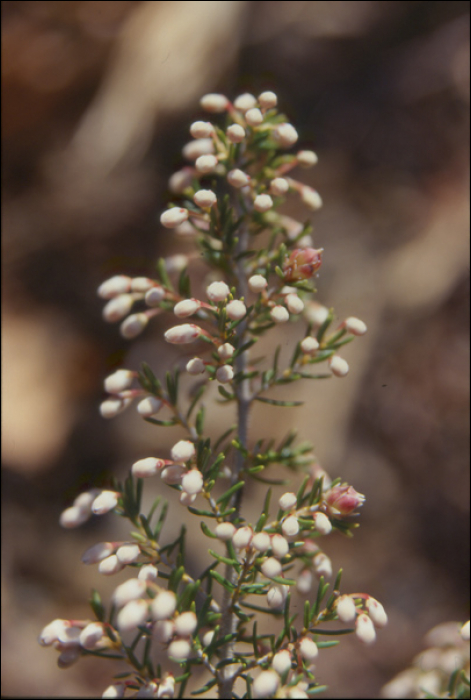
[2,1,469,697]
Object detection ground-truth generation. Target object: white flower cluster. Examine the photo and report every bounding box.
[98,275,167,339]
[59,488,119,528]
[335,595,388,644]
[99,367,162,420]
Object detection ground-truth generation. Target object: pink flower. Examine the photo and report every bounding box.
[325,484,365,516]
[282,248,323,282]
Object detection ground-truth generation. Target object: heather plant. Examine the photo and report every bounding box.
[40,90,389,699]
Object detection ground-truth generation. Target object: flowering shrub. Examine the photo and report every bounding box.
[40,90,389,699]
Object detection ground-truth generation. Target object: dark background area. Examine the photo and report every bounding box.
[2,1,469,697]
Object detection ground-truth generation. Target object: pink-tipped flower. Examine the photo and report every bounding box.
[131,277,156,293]
[117,599,148,633]
[279,492,297,511]
[164,324,202,344]
[206,281,230,302]
[136,397,162,417]
[113,578,147,608]
[281,515,299,537]
[195,154,218,174]
[138,564,158,581]
[258,91,278,109]
[174,298,201,318]
[252,531,270,552]
[273,123,298,147]
[336,595,357,623]
[171,440,195,462]
[253,670,280,699]
[102,294,134,322]
[227,169,250,188]
[181,469,204,495]
[300,336,319,355]
[366,598,388,628]
[39,619,69,646]
[168,639,191,661]
[355,613,376,644]
[59,505,91,529]
[270,177,289,196]
[261,557,283,579]
[313,512,332,535]
[151,590,177,621]
[248,275,268,292]
[160,207,189,229]
[216,365,234,383]
[145,286,166,306]
[217,343,235,359]
[174,611,198,637]
[92,490,119,515]
[186,357,206,375]
[245,107,263,126]
[120,313,149,339]
[226,124,245,143]
[99,397,132,419]
[296,567,313,594]
[226,299,246,320]
[329,355,349,377]
[194,189,217,208]
[104,370,135,394]
[285,293,304,315]
[267,584,289,609]
[200,93,229,113]
[270,305,289,323]
[345,317,367,336]
[313,552,332,579]
[254,194,273,212]
[215,522,236,541]
[234,93,257,111]
[297,150,318,167]
[116,543,141,565]
[232,526,253,550]
[301,186,323,210]
[79,622,107,650]
[98,554,124,576]
[98,276,132,299]
[189,121,214,138]
[283,248,323,282]
[325,484,365,516]
[272,649,292,676]
[299,636,318,662]
[271,534,289,558]
[81,541,115,565]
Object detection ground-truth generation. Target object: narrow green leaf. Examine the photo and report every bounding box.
[296,475,310,506]
[195,406,205,436]
[188,506,218,518]
[208,549,240,570]
[186,385,206,420]
[255,396,304,407]
[200,521,217,539]
[144,417,177,428]
[139,514,154,541]
[209,570,235,591]
[156,257,172,290]
[191,678,218,696]
[213,425,236,451]
[216,480,245,506]
[89,589,105,622]
[218,385,235,401]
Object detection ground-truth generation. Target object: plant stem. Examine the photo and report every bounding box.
[218,223,251,698]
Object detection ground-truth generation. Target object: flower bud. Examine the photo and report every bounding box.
[116,543,141,565]
[99,554,124,576]
[174,611,197,637]
[227,169,250,188]
[299,636,318,661]
[120,313,149,339]
[267,584,288,609]
[226,124,245,143]
[270,305,289,323]
[285,294,304,315]
[113,578,146,607]
[39,619,69,646]
[215,522,236,541]
[325,484,365,516]
[226,300,246,320]
[186,357,206,375]
[195,154,218,173]
[253,670,280,699]
[92,490,118,515]
[355,613,376,644]
[232,526,253,549]
[157,674,175,699]
[245,107,263,126]
[313,512,332,535]
[100,397,132,419]
[273,123,298,147]
[281,515,299,537]
[164,324,202,344]
[160,207,189,229]
[252,531,270,552]
[153,619,175,642]
[82,542,115,565]
[98,276,132,299]
[234,93,257,111]
[296,567,313,594]
[206,281,230,302]
[336,595,357,623]
[131,277,155,293]
[261,557,282,579]
[183,137,215,161]
[145,286,165,306]
[271,534,289,558]
[300,336,319,354]
[151,590,177,620]
[270,177,289,196]
[171,440,195,462]
[258,91,278,109]
[217,343,235,359]
[161,465,184,485]
[216,365,234,383]
[283,248,323,282]
[200,93,229,113]
[102,684,125,699]
[181,469,204,495]
[59,505,91,528]
[138,564,158,581]
[279,492,297,511]
[328,355,349,377]
[345,317,367,336]
[168,639,191,661]
[174,299,200,318]
[254,194,273,212]
[136,397,162,417]
[297,150,318,167]
[304,301,329,327]
[301,186,323,210]
[103,294,134,322]
[272,649,292,676]
[313,553,332,579]
[365,598,388,628]
[117,599,148,633]
[104,370,134,394]
[189,121,214,138]
[194,189,217,208]
[168,167,194,194]
[248,275,268,292]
